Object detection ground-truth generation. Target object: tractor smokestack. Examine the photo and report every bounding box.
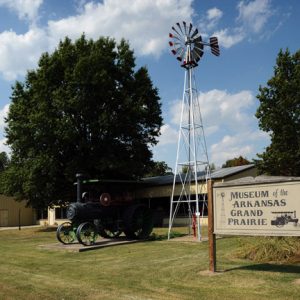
[76,173,84,203]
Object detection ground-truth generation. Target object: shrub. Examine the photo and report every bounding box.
[234,236,300,263]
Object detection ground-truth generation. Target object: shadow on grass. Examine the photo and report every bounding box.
[226,263,300,274]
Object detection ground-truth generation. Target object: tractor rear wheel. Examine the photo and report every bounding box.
[123,204,153,240]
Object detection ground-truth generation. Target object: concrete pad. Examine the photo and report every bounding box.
[39,237,140,252]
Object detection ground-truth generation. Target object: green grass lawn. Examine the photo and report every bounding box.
[0,226,300,300]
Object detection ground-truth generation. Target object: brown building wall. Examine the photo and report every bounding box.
[0,195,35,227]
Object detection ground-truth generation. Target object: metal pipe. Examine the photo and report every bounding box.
[76,173,84,203]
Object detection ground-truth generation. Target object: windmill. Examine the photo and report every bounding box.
[168,21,220,240]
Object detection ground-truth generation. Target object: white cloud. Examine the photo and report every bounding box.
[204,0,278,49]
[0,0,43,22]
[237,0,273,33]
[170,89,254,130]
[158,124,178,145]
[205,7,223,30]
[0,0,194,81]
[0,27,47,80]
[207,7,223,21]
[213,0,274,48]
[210,130,269,166]
[212,28,245,48]
[47,0,194,56]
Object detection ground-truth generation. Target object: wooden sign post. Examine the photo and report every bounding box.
[207,179,216,272]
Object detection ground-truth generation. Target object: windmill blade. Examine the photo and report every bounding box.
[194,45,204,55]
[210,37,220,56]
[169,41,181,47]
[191,28,198,39]
[170,30,185,44]
[193,47,203,62]
[190,51,198,66]
[171,44,184,56]
[194,35,203,45]
[188,23,193,36]
[176,22,184,35]
[176,47,185,61]
[170,31,181,41]
[172,26,181,37]
[194,36,204,50]
[194,36,204,54]
[183,21,188,35]
[171,35,184,43]
[174,45,184,53]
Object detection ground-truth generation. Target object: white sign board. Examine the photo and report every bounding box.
[213,180,300,236]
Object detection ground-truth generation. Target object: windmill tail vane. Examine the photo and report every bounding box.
[169,21,220,68]
[209,37,220,56]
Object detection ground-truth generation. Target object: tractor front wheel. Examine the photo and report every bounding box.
[56,222,76,244]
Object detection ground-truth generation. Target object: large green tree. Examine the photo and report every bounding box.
[256,49,300,175]
[4,35,162,208]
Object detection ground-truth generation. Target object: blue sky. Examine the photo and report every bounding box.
[0,0,299,170]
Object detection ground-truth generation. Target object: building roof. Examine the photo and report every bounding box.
[208,164,255,179]
[142,164,256,186]
[215,174,300,187]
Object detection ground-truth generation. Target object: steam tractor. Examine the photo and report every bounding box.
[271,211,299,227]
[56,174,153,246]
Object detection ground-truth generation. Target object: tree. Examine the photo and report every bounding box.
[222,156,251,168]
[145,161,173,177]
[256,49,300,176]
[0,152,10,194]
[209,163,216,171]
[4,35,162,208]
[0,152,9,172]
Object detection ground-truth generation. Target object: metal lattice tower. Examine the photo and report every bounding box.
[167,21,220,241]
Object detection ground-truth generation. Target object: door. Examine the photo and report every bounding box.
[0,210,9,226]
